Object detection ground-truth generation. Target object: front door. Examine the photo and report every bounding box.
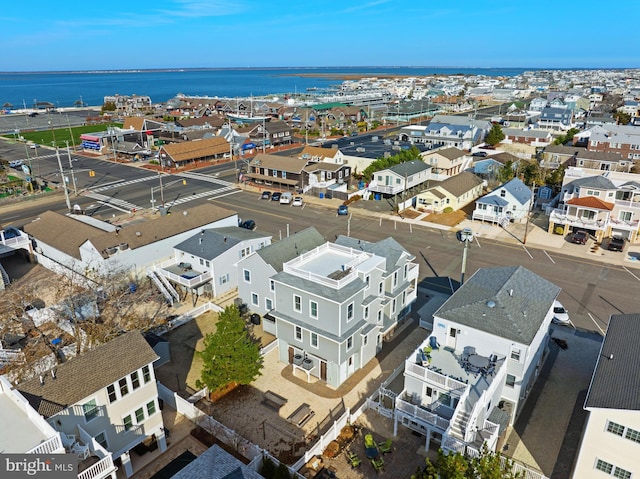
[347,356,355,375]
[446,327,458,350]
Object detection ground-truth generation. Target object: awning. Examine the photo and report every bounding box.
[244,173,298,186]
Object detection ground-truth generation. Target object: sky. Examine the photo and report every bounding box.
[1,0,639,72]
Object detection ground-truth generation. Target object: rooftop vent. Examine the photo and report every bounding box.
[486,300,496,308]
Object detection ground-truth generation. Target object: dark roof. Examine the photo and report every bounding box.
[585,314,640,410]
[171,445,263,479]
[434,266,560,345]
[256,227,325,272]
[16,331,158,417]
[566,175,616,190]
[388,160,431,176]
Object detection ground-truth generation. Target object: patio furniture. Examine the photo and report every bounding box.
[287,403,315,427]
[364,433,376,449]
[71,442,90,459]
[371,456,385,472]
[378,438,392,454]
[262,390,287,411]
[346,451,361,468]
[468,354,490,369]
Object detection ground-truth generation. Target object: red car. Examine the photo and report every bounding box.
[571,230,588,245]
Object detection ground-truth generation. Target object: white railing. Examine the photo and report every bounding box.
[157,267,212,289]
[260,340,278,356]
[407,263,419,282]
[157,272,180,302]
[614,199,640,209]
[165,302,224,330]
[147,270,174,304]
[395,396,450,430]
[28,434,63,454]
[78,456,116,479]
[404,361,468,394]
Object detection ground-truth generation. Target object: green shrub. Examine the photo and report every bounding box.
[554,226,564,235]
[148,160,159,165]
[443,207,454,213]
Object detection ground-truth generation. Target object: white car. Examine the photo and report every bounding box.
[292,196,303,207]
[552,301,571,325]
[279,192,292,204]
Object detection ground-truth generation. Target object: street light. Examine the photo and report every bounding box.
[150,173,186,210]
[458,227,474,286]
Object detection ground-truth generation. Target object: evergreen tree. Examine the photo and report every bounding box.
[497,160,516,183]
[485,124,505,146]
[196,305,263,393]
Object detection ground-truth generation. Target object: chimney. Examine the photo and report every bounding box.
[509,289,513,296]
[223,237,227,243]
[609,353,614,360]
[51,369,56,379]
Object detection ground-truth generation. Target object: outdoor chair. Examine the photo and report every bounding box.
[378,438,392,454]
[346,451,361,468]
[364,433,376,449]
[71,442,89,460]
[371,456,385,471]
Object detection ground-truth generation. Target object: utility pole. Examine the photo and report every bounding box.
[56,148,71,212]
[523,181,535,244]
[66,141,77,195]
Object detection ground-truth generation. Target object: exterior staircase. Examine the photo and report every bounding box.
[449,409,471,440]
[147,270,177,305]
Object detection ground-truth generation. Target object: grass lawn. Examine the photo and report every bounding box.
[2,123,122,149]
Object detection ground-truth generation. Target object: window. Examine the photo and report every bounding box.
[510,348,521,361]
[619,211,633,222]
[425,386,433,397]
[142,365,151,383]
[119,378,129,396]
[310,301,318,319]
[135,407,145,423]
[95,432,108,449]
[347,303,354,321]
[123,414,133,431]
[392,299,396,313]
[364,306,369,319]
[393,271,398,287]
[107,384,117,403]
[219,274,229,285]
[506,374,516,388]
[240,247,251,259]
[625,427,640,443]
[294,295,301,312]
[607,421,625,436]
[251,293,259,306]
[379,282,383,294]
[311,332,318,348]
[131,371,140,390]
[243,270,251,283]
[363,334,368,346]
[273,169,278,177]
[269,280,275,292]
[404,264,408,279]
[347,336,353,350]
[265,298,273,310]
[377,310,382,323]
[282,171,287,179]
[295,326,302,341]
[83,399,99,422]
[596,459,614,474]
[365,275,370,289]
[146,400,157,416]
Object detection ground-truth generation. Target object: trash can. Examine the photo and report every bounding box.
[319,192,324,199]
[250,313,261,325]
[374,193,381,201]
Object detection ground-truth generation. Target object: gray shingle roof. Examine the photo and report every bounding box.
[174,227,269,260]
[585,314,640,410]
[566,175,616,190]
[388,160,431,177]
[434,266,560,345]
[16,331,158,417]
[256,227,325,272]
[438,171,483,197]
[171,445,263,479]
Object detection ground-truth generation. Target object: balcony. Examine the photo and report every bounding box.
[395,393,451,432]
[156,259,212,288]
[549,209,608,231]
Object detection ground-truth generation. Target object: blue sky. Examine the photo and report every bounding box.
[1,0,638,72]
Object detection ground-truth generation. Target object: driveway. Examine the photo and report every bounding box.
[504,326,602,478]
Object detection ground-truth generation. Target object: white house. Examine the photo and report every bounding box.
[16,331,161,478]
[572,313,640,479]
[394,266,560,456]
[472,177,532,227]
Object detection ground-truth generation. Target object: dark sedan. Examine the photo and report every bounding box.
[570,230,588,245]
[271,192,281,202]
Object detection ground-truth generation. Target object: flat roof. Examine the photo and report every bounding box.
[0,392,49,453]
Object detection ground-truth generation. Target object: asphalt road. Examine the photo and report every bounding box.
[0,135,636,336]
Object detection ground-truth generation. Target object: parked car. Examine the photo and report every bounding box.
[337,204,349,216]
[471,151,487,157]
[552,300,571,325]
[29,143,40,149]
[456,227,474,242]
[9,160,23,168]
[271,192,282,202]
[608,236,625,252]
[261,191,271,200]
[570,230,588,245]
[292,196,304,207]
[239,220,256,231]
[279,192,292,204]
